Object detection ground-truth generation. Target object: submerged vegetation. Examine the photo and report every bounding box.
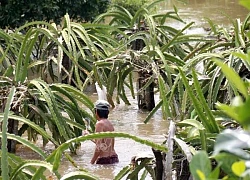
[1,0,250,179]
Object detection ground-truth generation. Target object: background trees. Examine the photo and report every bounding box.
[0,0,110,28]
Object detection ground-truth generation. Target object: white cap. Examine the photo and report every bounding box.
[94,100,110,110]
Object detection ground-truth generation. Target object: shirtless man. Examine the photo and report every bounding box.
[89,100,119,164]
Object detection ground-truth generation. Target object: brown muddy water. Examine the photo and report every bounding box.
[160,0,249,32]
[15,0,249,179]
[16,91,168,180]
[64,92,168,180]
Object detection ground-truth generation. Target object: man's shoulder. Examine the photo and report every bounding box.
[96,120,108,127]
[96,120,106,124]
[96,120,114,131]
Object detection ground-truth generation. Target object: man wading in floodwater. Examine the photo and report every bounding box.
[84,100,119,164]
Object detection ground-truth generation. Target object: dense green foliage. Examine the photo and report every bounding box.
[110,0,150,15]
[188,57,250,179]
[0,0,110,28]
[184,1,250,178]
[1,0,250,179]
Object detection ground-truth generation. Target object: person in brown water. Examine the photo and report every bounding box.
[87,100,119,164]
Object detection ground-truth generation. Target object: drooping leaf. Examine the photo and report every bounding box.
[144,99,163,124]
[212,58,248,98]
[60,171,99,180]
[0,133,46,159]
[10,160,53,180]
[215,103,239,122]
[0,114,57,146]
[1,87,15,180]
[34,132,168,178]
[114,166,130,180]
[177,119,204,130]
[173,137,193,162]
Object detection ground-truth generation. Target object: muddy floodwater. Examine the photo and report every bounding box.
[16,91,168,180]
[160,0,249,30]
[15,0,249,179]
[60,92,168,180]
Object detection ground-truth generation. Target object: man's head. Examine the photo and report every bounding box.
[94,100,110,119]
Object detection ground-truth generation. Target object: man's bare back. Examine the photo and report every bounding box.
[90,100,119,164]
[94,120,116,158]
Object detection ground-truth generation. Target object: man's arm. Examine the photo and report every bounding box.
[91,146,101,164]
[90,122,103,164]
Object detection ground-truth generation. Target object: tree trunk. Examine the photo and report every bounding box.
[137,70,155,111]
[62,52,72,84]
[7,118,18,153]
[0,93,19,153]
[152,148,164,180]
[132,36,155,111]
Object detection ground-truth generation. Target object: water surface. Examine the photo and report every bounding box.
[16,91,168,180]
[159,0,249,30]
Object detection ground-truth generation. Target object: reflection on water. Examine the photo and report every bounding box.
[160,0,249,28]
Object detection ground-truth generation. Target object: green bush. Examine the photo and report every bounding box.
[110,0,150,15]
